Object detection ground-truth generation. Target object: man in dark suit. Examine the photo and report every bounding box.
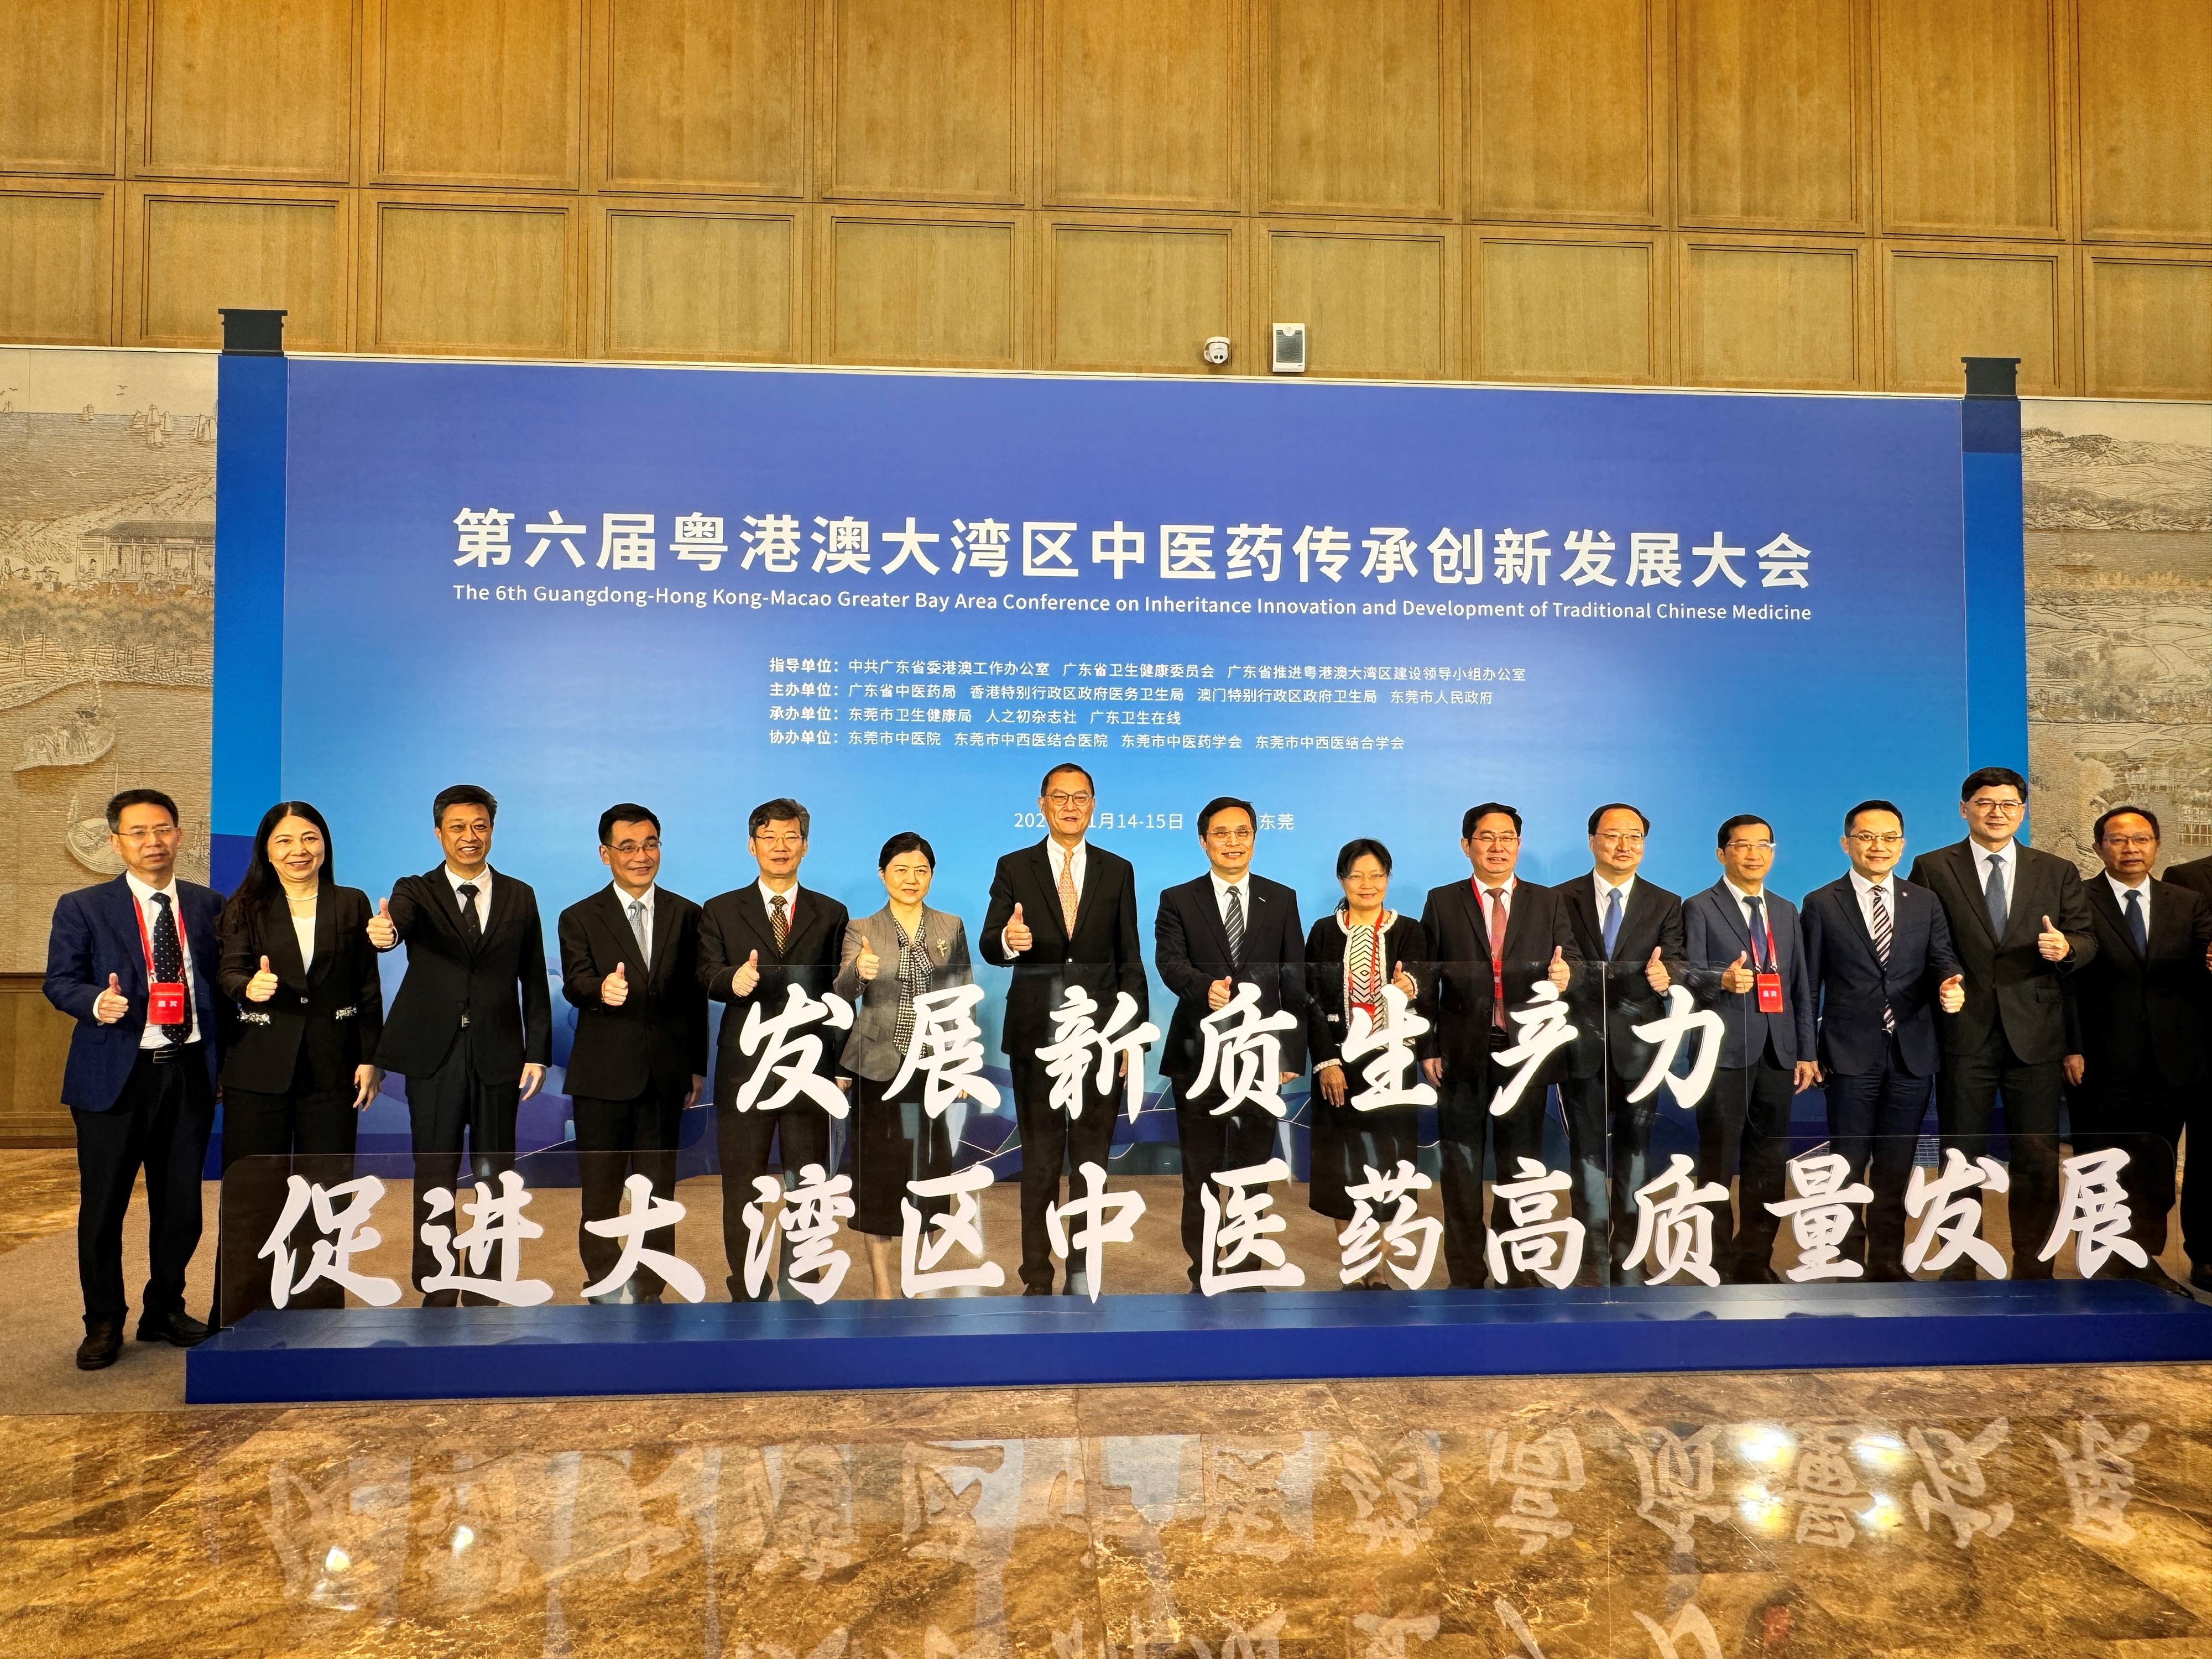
[1906,766,2095,1277]
[1682,815,1819,1283]
[2062,806,2212,1287]
[558,803,708,1302]
[697,797,851,1301]
[1155,796,1305,1289]
[43,789,226,1369]
[2160,843,2212,1296]
[366,783,553,1303]
[1801,799,1965,1279]
[1416,802,1579,1288]
[980,763,1149,1295]
[1558,803,1687,1283]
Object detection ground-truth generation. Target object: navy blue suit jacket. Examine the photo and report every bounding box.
[44,875,225,1109]
[1681,881,1815,1069]
[1799,873,1961,1079]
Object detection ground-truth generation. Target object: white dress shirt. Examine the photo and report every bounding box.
[758,878,797,931]
[125,870,199,1048]
[613,881,656,963]
[1209,869,1257,928]
[1847,868,1897,937]
[1005,840,1087,954]
[291,906,317,970]
[444,864,492,929]
[2105,872,2151,930]
[1722,877,1776,959]
[1593,874,1636,943]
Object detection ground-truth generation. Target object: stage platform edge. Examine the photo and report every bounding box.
[185,1280,2212,1404]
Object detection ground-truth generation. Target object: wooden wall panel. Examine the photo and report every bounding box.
[1261,0,1454,218]
[0,185,114,342]
[1043,0,1240,211]
[1044,218,1237,372]
[1878,0,2060,238]
[1475,233,1658,384]
[0,977,76,1146]
[1677,0,1861,230]
[822,211,1020,366]
[1884,243,2065,393]
[368,0,585,190]
[2075,0,2212,243]
[2084,252,2212,397]
[1264,223,1453,379]
[1681,237,1864,388]
[599,0,807,195]
[821,0,1021,205]
[1470,0,1657,223]
[132,0,353,182]
[127,184,348,347]
[598,204,800,360]
[1,0,122,174]
[364,194,577,354]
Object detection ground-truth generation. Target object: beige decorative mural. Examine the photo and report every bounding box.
[0,347,216,972]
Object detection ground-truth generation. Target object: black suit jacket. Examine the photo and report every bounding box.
[697,882,851,1103]
[1799,874,1960,1079]
[375,866,553,1083]
[1416,877,1582,1076]
[1154,873,1306,1082]
[1557,871,1687,1079]
[2164,853,2212,906]
[559,885,709,1102]
[217,885,384,1095]
[2062,875,2211,1087]
[1907,839,2096,1065]
[979,840,1147,1056]
[1304,912,1427,1070]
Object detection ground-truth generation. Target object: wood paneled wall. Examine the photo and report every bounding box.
[5,0,2209,392]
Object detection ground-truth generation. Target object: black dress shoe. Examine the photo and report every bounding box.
[135,1308,210,1348]
[1021,1283,1051,1297]
[2189,1263,2212,1297]
[1939,1260,1979,1282]
[76,1319,124,1371]
[421,1288,460,1308]
[634,1287,664,1305]
[2125,1260,2182,1293]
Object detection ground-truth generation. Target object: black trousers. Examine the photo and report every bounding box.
[72,1044,213,1326]
[715,1095,831,1301]
[1437,1035,1551,1288]
[2069,1070,2193,1265]
[1011,1054,1119,1290]
[1822,1043,1933,1272]
[1170,1077,1280,1288]
[851,1073,953,1239]
[1307,1095,1420,1224]
[405,1032,521,1298]
[216,1051,359,1325]
[572,1087,686,1295]
[1559,1066,1660,1279]
[1694,1057,1792,1279]
[1937,1024,2062,1277]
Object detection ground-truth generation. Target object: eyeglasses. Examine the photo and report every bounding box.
[1469,832,1520,847]
[2102,834,2158,849]
[1725,839,1775,853]
[1044,791,1094,807]
[609,838,660,855]
[1593,831,1645,846]
[114,825,179,844]
[1208,827,1254,843]
[1846,832,1904,848]
[1965,798,2025,815]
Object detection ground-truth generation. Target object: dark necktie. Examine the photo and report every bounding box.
[770,891,789,953]
[149,891,187,1046]
[2125,888,2148,956]
[1224,884,1245,966]
[1601,886,1622,957]
[1984,855,2008,939]
[1745,895,1766,968]
[1869,886,1895,1033]
[457,883,482,945]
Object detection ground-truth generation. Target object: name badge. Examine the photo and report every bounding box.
[1755,972,1783,1014]
[149,980,188,1024]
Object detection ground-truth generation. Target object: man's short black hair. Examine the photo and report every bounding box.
[2094,804,2161,844]
[1717,813,1772,849]
[1960,766,2028,801]
[748,797,810,839]
[1197,796,1257,836]
[599,803,660,844]
[1463,802,1522,838]
[432,784,497,826]
[105,788,179,832]
[1039,762,1095,797]
[1587,802,1650,835]
[1844,799,1905,833]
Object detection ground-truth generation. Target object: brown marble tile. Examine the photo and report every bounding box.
[0,1149,81,1259]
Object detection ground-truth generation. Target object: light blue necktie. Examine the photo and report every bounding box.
[1601,885,1622,958]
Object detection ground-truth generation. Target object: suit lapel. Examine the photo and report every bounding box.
[106,877,147,994]
[1566,876,1603,958]
[2084,877,2133,957]
[1192,877,1237,967]
[1951,842,2005,948]
[307,885,340,981]
[1030,842,1076,951]
[1833,879,1881,969]
[262,889,310,984]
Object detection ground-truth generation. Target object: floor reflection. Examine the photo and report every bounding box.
[2,1366,2207,1655]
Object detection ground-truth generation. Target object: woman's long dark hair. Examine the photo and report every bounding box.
[222,800,337,930]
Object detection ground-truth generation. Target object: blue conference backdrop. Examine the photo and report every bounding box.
[263,359,1971,1164]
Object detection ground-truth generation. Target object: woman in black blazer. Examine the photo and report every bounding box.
[214,800,384,1324]
[1305,838,1428,1281]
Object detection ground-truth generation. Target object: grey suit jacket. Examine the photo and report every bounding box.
[834,904,973,1082]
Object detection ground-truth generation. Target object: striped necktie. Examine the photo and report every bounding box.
[1869,886,1895,1033]
[1224,884,1245,965]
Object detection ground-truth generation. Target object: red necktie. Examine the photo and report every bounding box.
[1485,886,1509,1029]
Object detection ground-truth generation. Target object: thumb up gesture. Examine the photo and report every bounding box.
[366,897,396,950]
[1546,944,1571,990]
[93,973,128,1025]
[602,961,629,1007]
[1644,947,1670,994]
[2036,914,2069,962]
[1208,975,1235,1011]
[1004,901,1033,954]
[857,932,881,982]
[1391,960,1417,999]
[1938,973,1965,1014]
[733,949,762,997]
[1721,952,1755,994]
[246,954,278,1003]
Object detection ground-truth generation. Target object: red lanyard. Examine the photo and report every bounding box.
[132,892,163,980]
